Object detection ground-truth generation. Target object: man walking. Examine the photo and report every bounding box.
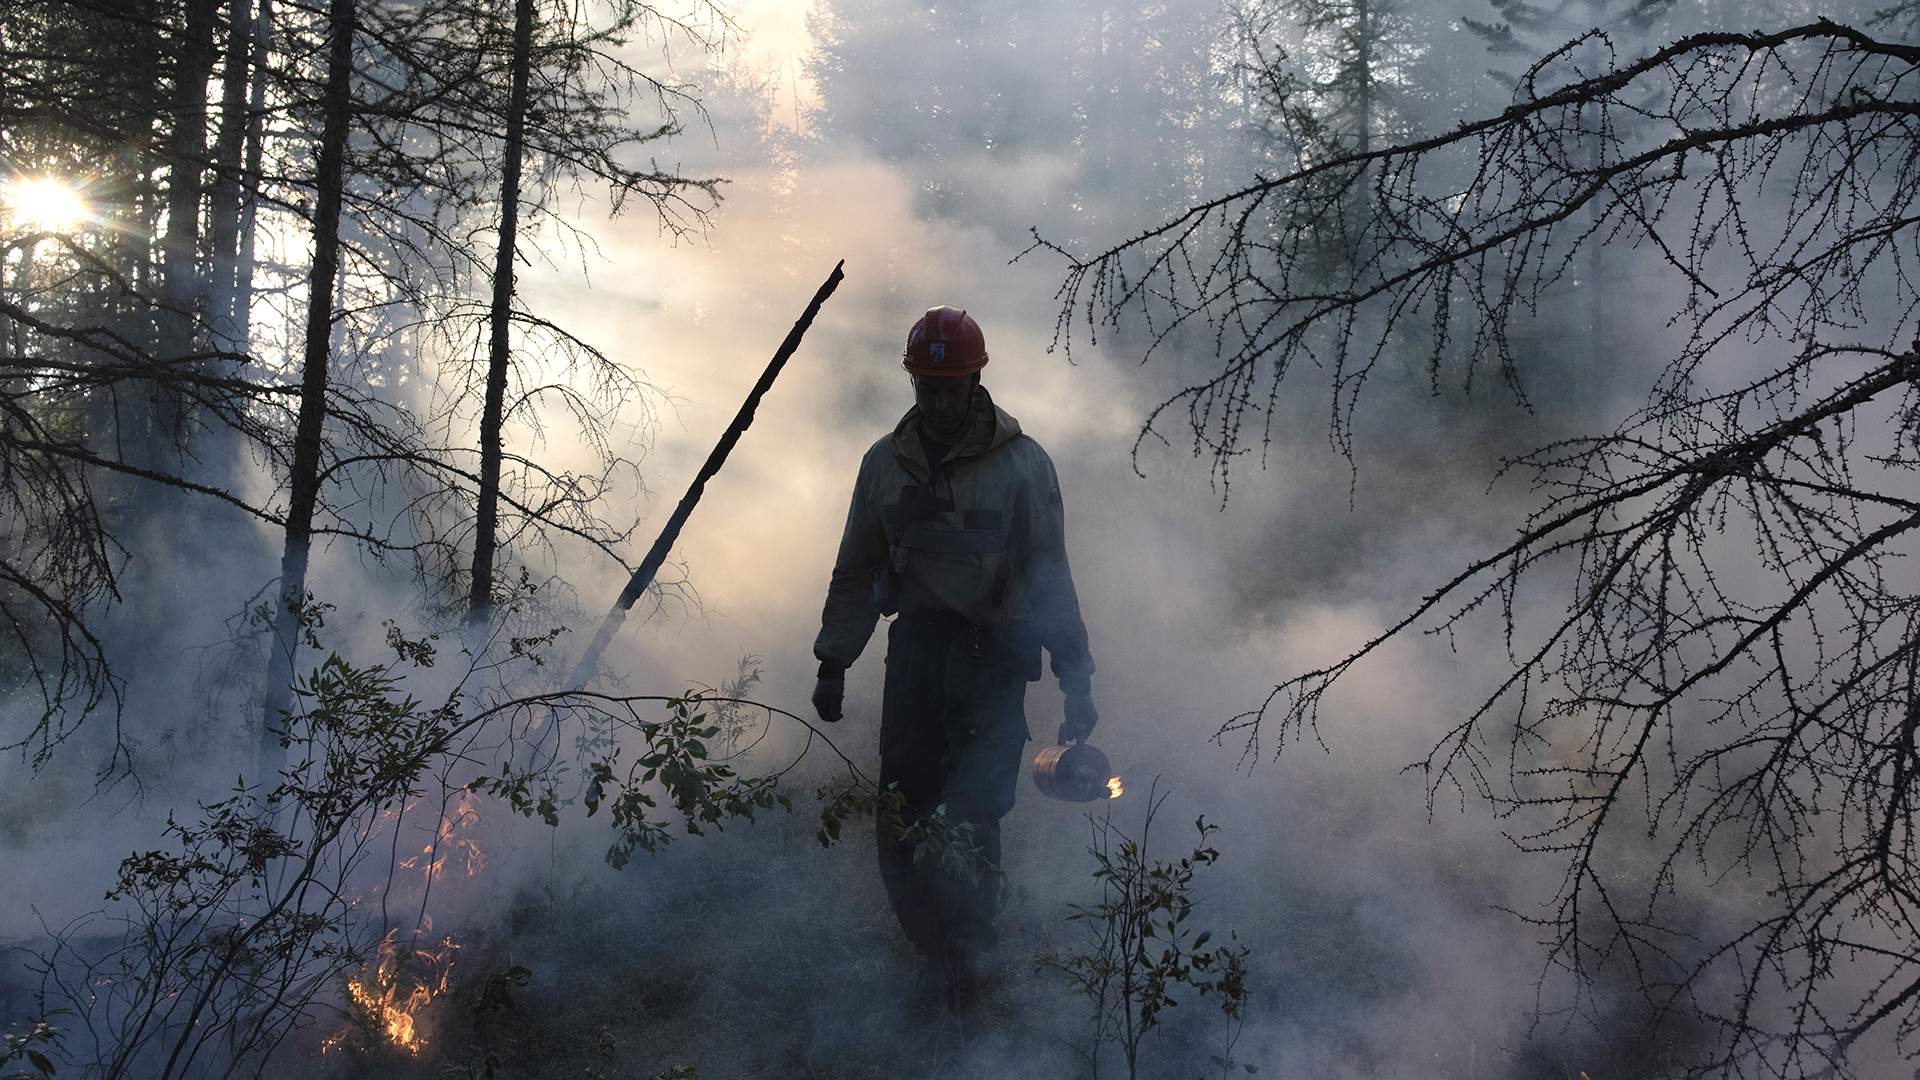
[810,305,1099,1012]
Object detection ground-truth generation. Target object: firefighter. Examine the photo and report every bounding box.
[810,305,1098,1012]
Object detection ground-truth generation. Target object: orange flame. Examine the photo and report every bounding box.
[1107,776,1124,799]
[324,929,458,1056]
[324,793,483,1057]
[397,792,486,883]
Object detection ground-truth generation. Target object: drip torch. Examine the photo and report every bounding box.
[1031,740,1121,802]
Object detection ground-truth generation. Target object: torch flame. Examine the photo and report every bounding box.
[1107,776,1124,799]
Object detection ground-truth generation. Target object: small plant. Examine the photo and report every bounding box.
[28,649,465,1079]
[1045,781,1251,1080]
[458,962,533,1080]
[813,780,1002,886]
[708,655,765,754]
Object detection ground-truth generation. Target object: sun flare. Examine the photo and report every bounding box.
[4,176,89,232]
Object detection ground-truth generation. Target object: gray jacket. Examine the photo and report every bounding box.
[813,386,1094,688]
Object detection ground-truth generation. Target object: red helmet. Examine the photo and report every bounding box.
[902,306,988,376]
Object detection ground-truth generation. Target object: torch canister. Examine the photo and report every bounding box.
[1030,741,1115,803]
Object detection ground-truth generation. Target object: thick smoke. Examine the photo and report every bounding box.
[504,2,1695,1076]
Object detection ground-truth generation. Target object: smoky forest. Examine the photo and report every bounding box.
[7,0,1920,1076]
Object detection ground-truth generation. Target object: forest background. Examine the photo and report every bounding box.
[5,0,1919,1076]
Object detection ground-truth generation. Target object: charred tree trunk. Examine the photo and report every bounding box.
[466,0,536,627]
[153,0,217,468]
[260,0,353,778]
[566,260,846,689]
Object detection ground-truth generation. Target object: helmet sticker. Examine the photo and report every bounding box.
[901,305,986,374]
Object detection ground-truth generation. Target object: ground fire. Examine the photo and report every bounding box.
[324,929,458,1056]
[323,793,481,1057]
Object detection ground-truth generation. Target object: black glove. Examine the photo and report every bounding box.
[812,671,845,724]
[1058,691,1098,744]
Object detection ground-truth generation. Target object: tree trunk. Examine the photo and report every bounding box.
[4,240,35,363]
[192,0,254,494]
[1583,31,1605,403]
[465,0,536,627]
[153,0,217,469]
[1355,0,1372,156]
[207,0,251,350]
[260,0,353,779]
[234,0,271,351]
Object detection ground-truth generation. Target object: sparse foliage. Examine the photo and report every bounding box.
[1044,783,1250,1080]
[22,599,865,1078]
[473,686,792,870]
[1035,16,1920,1076]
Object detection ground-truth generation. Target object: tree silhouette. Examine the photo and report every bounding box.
[0,0,727,772]
[1034,19,1920,1074]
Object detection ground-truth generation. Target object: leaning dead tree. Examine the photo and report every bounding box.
[567,260,846,690]
[1034,19,1920,1077]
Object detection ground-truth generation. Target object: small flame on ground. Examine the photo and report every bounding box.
[1107,776,1124,799]
[323,795,485,1056]
[322,930,458,1057]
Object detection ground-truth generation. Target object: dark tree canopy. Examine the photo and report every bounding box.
[0,0,730,768]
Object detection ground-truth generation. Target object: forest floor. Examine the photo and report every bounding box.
[0,733,1668,1078]
[295,796,1128,1080]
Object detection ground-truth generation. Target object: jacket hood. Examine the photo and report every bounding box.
[891,384,1021,474]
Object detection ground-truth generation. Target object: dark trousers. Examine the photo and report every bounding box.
[877,615,1030,960]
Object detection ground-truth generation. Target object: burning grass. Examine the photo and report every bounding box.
[398,791,487,883]
[322,790,484,1061]
[323,930,459,1057]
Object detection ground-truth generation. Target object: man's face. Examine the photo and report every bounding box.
[913,374,975,439]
